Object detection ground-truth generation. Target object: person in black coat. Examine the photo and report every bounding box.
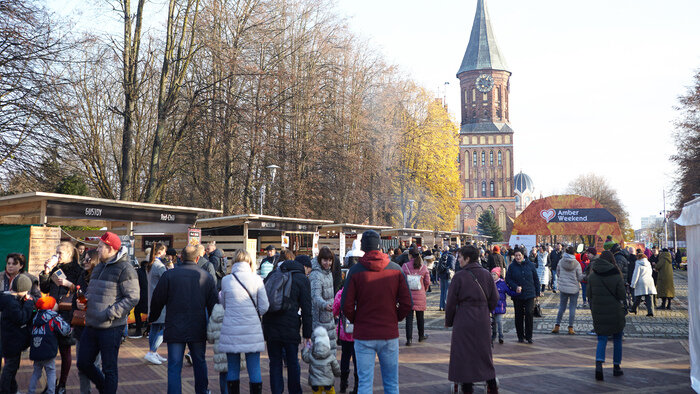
[149,245,218,394]
[0,275,34,394]
[505,248,541,344]
[262,259,312,394]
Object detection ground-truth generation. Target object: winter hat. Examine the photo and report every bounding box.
[100,231,121,250]
[360,230,381,252]
[265,245,276,251]
[587,247,597,255]
[603,236,615,251]
[610,243,621,253]
[492,245,500,253]
[644,248,652,259]
[312,326,330,350]
[491,267,502,277]
[295,255,312,269]
[36,295,57,310]
[166,248,178,257]
[11,274,32,293]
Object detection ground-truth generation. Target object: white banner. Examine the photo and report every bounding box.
[509,234,537,251]
[339,233,346,259]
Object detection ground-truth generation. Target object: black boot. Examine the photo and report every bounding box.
[352,373,358,394]
[249,382,263,394]
[461,383,474,393]
[227,380,240,394]
[613,364,623,376]
[595,361,604,381]
[486,378,499,394]
[340,370,349,393]
[667,298,673,310]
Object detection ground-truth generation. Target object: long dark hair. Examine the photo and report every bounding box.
[147,243,167,272]
[409,248,423,269]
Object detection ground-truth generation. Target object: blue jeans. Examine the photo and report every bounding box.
[167,341,208,394]
[227,352,262,383]
[354,338,399,394]
[491,313,504,340]
[596,332,623,365]
[77,325,124,394]
[267,341,301,394]
[149,323,165,352]
[439,278,450,309]
[555,292,578,326]
[581,283,587,303]
[551,270,557,290]
[219,372,226,394]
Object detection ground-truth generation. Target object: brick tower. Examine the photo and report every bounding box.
[456,0,516,238]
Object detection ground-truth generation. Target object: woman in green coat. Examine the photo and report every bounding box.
[587,251,626,381]
[655,250,675,309]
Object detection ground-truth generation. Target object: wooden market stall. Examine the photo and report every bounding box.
[196,214,334,263]
[0,192,222,274]
[318,223,392,258]
[380,228,435,249]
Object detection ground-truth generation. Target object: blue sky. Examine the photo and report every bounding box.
[50,0,700,228]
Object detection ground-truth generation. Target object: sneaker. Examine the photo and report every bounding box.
[156,353,168,363]
[587,329,597,336]
[184,352,193,366]
[144,352,162,365]
[128,335,143,339]
[498,338,504,344]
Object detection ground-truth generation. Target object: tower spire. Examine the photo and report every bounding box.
[457,0,508,76]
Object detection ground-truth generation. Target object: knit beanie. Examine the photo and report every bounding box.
[491,267,502,277]
[36,296,57,310]
[11,274,32,293]
[360,230,381,252]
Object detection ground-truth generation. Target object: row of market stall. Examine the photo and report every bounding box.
[0,192,488,274]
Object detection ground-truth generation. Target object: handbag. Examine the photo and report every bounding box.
[232,273,262,322]
[533,303,542,318]
[340,312,354,334]
[58,292,73,311]
[71,310,86,327]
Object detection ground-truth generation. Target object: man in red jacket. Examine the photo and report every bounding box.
[341,230,412,394]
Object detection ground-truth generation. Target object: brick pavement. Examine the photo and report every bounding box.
[7,271,690,393]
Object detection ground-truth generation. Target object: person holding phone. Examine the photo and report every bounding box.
[505,248,541,344]
[39,241,83,394]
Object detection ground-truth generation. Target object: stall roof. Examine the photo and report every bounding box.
[197,213,333,229]
[319,223,392,234]
[381,228,435,237]
[0,192,221,226]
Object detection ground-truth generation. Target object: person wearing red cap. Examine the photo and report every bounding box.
[76,232,139,394]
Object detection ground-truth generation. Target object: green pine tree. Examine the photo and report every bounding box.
[477,210,503,242]
[55,175,89,196]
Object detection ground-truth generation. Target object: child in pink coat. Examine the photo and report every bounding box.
[333,287,357,393]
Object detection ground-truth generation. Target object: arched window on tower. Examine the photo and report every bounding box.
[490,181,495,197]
[473,152,477,166]
[498,151,502,166]
[490,151,494,165]
[472,88,476,103]
[481,152,485,166]
[481,181,486,197]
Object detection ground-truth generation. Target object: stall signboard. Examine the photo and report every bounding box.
[142,235,174,251]
[188,228,202,245]
[246,239,258,265]
[508,235,536,251]
[247,220,319,232]
[120,235,136,263]
[312,232,320,257]
[28,226,61,277]
[281,235,290,248]
[45,200,197,224]
[339,233,346,259]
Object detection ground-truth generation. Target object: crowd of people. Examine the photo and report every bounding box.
[0,230,684,393]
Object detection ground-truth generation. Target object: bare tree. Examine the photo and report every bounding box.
[566,173,632,233]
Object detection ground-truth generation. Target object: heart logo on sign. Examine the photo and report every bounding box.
[540,209,556,223]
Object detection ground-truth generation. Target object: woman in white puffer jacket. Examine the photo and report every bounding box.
[218,250,269,394]
[630,253,657,316]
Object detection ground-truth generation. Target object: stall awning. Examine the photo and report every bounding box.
[0,192,221,226]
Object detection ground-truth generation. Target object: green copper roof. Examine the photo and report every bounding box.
[457,0,509,75]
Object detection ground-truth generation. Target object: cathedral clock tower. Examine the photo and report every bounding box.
[457,0,516,238]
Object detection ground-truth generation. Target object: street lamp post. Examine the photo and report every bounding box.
[260,165,281,215]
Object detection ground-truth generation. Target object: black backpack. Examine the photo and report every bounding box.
[264,269,293,313]
[437,253,449,275]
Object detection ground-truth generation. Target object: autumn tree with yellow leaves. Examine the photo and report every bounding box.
[390,86,462,231]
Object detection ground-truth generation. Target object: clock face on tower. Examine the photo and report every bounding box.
[475,74,494,93]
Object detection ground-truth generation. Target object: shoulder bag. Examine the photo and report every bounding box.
[232,273,262,322]
[599,277,628,316]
